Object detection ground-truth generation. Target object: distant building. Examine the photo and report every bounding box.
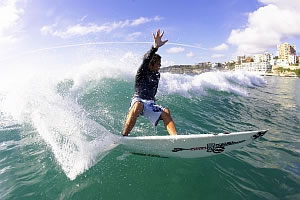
[254,52,273,63]
[245,56,253,63]
[196,62,212,68]
[235,62,272,73]
[263,52,274,62]
[277,42,296,60]
[224,60,236,70]
[288,55,297,65]
[212,63,225,69]
[236,55,246,64]
[273,59,289,67]
[254,54,263,63]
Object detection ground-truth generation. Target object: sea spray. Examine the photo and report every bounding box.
[0,72,120,180]
[29,91,119,180]
[67,52,140,90]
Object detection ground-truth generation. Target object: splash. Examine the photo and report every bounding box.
[0,72,120,180]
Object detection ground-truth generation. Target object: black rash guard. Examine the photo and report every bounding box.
[133,46,160,100]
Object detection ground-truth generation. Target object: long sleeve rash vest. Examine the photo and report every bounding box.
[133,46,160,100]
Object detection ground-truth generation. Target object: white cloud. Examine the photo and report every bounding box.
[161,59,175,68]
[186,52,195,57]
[40,23,57,35]
[259,0,300,10]
[154,16,163,21]
[0,0,24,45]
[166,47,185,54]
[228,0,300,55]
[130,16,161,26]
[126,32,142,41]
[211,54,224,58]
[41,16,162,38]
[212,43,228,51]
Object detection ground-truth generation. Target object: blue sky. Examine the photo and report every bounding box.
[1,0,300,66]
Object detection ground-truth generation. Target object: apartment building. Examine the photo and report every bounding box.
[277,42,296,60]
[235,62,272,73]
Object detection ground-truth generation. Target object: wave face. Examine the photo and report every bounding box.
[0,48,299,199]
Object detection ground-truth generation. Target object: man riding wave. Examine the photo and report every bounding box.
[122,29,177,136]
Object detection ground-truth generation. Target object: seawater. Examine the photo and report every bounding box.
[0,49,299,199]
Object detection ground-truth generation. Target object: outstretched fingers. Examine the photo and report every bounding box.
[157,29,161,37]
[160,31,164,38]
[162,39,168,45]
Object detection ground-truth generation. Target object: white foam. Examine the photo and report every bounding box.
[0,71,120,180]
[68,51,140,90]
[158,71,266,97]
[29,88,120,180]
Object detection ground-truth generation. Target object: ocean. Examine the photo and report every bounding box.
[0,49,299,199]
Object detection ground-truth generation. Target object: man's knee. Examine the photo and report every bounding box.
[164,108,171,115]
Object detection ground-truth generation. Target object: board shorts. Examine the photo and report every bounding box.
[130,97,165,126]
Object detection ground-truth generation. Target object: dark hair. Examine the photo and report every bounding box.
[150,54,161,66]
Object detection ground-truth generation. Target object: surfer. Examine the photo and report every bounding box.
[122,29,177,136]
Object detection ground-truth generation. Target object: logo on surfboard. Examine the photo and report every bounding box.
[172,140,246,153]
[251,130,267,140]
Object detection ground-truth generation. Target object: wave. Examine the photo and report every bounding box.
[0,50,266,180]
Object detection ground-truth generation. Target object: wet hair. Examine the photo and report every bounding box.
[150,54,161,66]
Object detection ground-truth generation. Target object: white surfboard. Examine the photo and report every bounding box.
[119,130,268,158]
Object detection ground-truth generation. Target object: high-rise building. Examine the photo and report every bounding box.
[277,42,296,60]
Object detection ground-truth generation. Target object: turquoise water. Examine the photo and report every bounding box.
[0,68,299,199]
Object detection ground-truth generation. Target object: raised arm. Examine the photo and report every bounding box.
[137,29,168,73]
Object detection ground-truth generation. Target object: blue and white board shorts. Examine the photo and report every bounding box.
[130,97,165,126]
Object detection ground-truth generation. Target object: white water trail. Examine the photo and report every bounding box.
[0,72,120,180]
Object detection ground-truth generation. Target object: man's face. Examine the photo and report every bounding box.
[149,59,161,72]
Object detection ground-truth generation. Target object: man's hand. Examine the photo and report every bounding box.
[153,29,168,49]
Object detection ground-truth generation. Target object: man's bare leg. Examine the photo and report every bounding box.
[160,108,177,136]
[122,102,144,136]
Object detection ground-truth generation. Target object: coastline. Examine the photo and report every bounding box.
[261,73,299,78]
[160,66,299,78]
